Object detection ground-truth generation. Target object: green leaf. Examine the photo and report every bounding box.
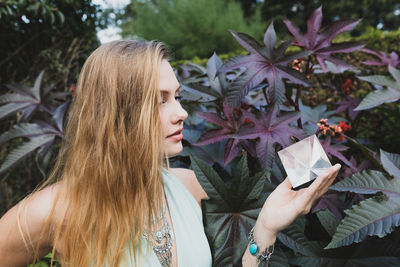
[326,196,400,249]
[0,135,55,174]
[380,149,400,179]
[330,170,400,198]
[388,65,400,84]
[278,218,323,256]
[247,170,268,200]
[230,153,250,203]
[291,255,400,267]
[357,75,398,90]
[56,11,65,24]
[269,246,290,267]
[316,209,339,236]
[189,153,230,208]
[354,87,400,111]
[192,152,269,266]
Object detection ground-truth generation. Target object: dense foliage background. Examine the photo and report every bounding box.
[1,0,400,266]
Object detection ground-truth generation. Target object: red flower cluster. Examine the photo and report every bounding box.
[291,59,303,72]
[317,119,351,141]
[70,84,77,96]
[341,78,354,95]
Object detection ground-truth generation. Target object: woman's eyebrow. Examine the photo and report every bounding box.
[160,85,181,95]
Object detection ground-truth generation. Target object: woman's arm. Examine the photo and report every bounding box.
[242,164,341,266]
[0,185,58,266]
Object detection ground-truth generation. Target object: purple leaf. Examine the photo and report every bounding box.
[361,48,400,68]
[219,23,311,106]
[321,136,353,168]
[335,96,362,120]
[237,106,304,168]
[1,72,57,121]
[264,23,277,58]
[306,6,322,49]
[283,18,305,46]
[316,20,361,49]
[343,156,371,177]
[284,7,362,73]
[230,30,265,57]
[312,191,346,221]
[194,103,255,165]
[224,139,239,166]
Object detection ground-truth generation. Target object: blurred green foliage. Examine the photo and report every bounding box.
[119,0,265,59]
[0,0,110,86]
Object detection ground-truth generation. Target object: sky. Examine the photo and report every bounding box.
[93,0,130,43]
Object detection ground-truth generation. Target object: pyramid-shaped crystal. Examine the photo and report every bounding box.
[278,135,332,188]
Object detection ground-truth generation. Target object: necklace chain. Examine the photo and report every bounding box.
[143,204,173,267]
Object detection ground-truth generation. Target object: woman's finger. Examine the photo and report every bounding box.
[303,164,341,201]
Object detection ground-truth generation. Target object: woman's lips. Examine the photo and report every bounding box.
[167,129,183,141]
[167,132,183,141]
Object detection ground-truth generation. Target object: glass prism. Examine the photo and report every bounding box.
[278,135,332,188]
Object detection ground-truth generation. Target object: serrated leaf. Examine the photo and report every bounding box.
[264,22,277,58]
[206,52,223,95]
[196,153,269,266]
[380,149,400,179]
[326,196,400,249]
[194,104,255,165]
[0,123,54,145]
[0,135,55,174]
[237,107,304,168]
[357,75,398,89]
[278,218,323,256]
[0,102,32,120]
[316,209,339,236]
[354,87,400,111]
[230,30,265,57]
[269,246,290,267]
[0,93,32,104]
[247,170,268,200]
[284,6,361,73]
[190,153,230,207]
[330,170,400,198]
[356,68,400,110]
[230,153,249,200]
[291,255,400,267]
[220,23,310,106]
[361,49,400,68]
[226,66,267,107]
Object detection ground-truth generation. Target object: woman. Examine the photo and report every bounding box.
[0,40,340,267]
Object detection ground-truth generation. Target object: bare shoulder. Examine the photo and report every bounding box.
[169,168,208,206]
[0,182,65,266]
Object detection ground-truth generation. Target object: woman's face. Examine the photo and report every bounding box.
[159,59,188,157]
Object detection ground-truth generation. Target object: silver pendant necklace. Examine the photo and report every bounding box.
[143,204,174,267]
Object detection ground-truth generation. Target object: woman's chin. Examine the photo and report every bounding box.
[163,143,183,158]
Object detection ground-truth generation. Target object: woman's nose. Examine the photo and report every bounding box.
[174,102,188,123]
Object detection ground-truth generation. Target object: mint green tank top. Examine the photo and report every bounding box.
[120,169,212,266]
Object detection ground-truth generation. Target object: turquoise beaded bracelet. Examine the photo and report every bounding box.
[248,226,275,265]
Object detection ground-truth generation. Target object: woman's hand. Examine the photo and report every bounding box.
[258,163,341,236]
[242,164,341,266]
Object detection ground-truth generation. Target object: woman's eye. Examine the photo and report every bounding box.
[175,95,182,102]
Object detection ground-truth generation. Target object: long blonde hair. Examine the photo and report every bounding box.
[33,40,169,266]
